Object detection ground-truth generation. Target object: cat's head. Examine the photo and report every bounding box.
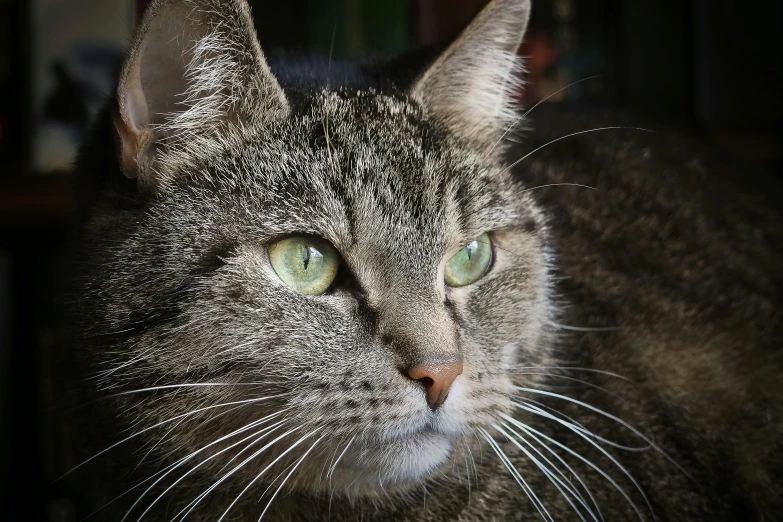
[88,0,550,499]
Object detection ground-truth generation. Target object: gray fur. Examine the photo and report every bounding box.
[58,0,783,520]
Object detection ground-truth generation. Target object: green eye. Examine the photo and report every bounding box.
[268,236,340,295]
[444,233,493,288]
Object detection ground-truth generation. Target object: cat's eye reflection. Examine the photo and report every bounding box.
[268,236,340,295]
[444,233,493,288]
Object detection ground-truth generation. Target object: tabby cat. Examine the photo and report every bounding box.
[56,0,783,520]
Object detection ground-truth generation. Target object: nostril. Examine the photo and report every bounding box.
[400,368,435,389]
[416,376,435,390]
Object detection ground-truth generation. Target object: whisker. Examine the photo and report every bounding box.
[497,421,603,521]
[517,399,652,452]
[465,433,479,488]
[134,395,246,472]
[479,428,553,522]
[481,75,605,164]
[501,127,654,177]
[521,76,604,120]
[509,372,617,395]
[509,366,630,382]
[133,406,202,472]
[327,434,356,480]
[110,407,256,497]
[515,386,686,474]
[547,320,622,332]
[500,413,645,522]
[214,415,303,478]
[499,417,604,522]
[175,426,303,521]
[257,435,325,521]
[128,416,287,522]
[59,394,286,479]
[528,404,653,519]
[516,386,653,439]
[216,427,323,522]
[81,468,180,521]
[493,423,595,522]
[108,382,270,397]
[520,182,598,194]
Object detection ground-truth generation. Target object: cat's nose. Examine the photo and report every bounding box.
[406,357,463,410]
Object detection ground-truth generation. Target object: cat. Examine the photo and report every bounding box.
[52,0,783,520]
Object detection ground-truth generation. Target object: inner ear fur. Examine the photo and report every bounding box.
[115,0,288,189]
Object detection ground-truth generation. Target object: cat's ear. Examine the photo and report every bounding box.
[115,0,288,189]
[412,0,530,148]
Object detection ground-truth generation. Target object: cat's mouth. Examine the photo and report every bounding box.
[389,424,455,444]
[375,381,469,443]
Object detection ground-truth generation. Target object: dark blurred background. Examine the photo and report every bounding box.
[1,0,781,520]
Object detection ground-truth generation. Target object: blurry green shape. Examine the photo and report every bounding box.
[306,0,348,55]
[307,0,410,57]
[360,0,409,54]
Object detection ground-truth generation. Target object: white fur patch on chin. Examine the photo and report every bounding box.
[378,431,454,483]
[328,431,454,496]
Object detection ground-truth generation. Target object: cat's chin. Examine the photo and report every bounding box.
[322,428,456,496]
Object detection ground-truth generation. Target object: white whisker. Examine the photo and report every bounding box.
[512,401,654,511]
[130,416,287,522]
[494,423,593,522]
[509,366,630,382]
[515,386,686,474]
[518,182,598,194]
[175,426,303,521]
[495,422,600,522]
[257,435,325,521]
[520,76,604,120]
[501,127,654,177]
[509,371,616,395]
[500,412,646,522]
[517,399,651,452]
[500,418,604,522]
[547,320,622,332]
[479,428,553,522]
[481,75,605,164]
[109,382,271,397]
[59,394,285,479]
[216,427,322,522]
[327,435,355,480]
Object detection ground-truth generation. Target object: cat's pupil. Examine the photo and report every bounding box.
[302,246,311,270]
[466,241,476,261]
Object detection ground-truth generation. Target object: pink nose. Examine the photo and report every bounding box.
[406,357,463,410]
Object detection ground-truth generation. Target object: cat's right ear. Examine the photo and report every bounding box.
[114,0,288,191]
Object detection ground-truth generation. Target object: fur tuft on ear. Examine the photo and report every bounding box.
[115,0,288,190]
[412,0,531,149]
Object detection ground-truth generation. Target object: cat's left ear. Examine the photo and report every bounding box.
[412,0,530,149]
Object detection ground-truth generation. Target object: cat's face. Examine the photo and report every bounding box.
[89,0,545,499]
